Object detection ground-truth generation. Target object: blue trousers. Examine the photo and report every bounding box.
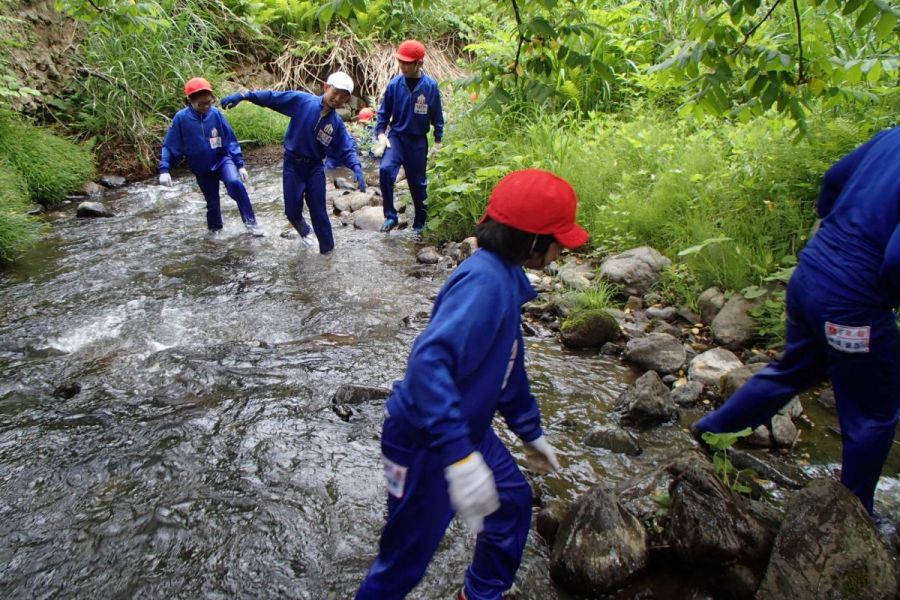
[356,418,532,600]
[194,157,256,231]
[379,135,428,229]
[283,156,333,254]
[694,266,900,514]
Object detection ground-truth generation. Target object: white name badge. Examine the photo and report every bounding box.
[209,136,222,149]
[382,454,408,499]
[824,321,870,353]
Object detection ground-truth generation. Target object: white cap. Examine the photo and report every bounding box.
[326,71,354,94]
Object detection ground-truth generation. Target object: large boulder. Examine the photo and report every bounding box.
[352,206,385,231]
[757,479,897,599]
[600,246,671,296]
[711,294,756,349]
[550,484,649,595]
[688,347,743,389]
[559,309,620,349]
[617,370,677,427]
[76,201,114,218]
[719,362,768,400]
[584,424,642,456]
[622,332,686,374]
[697,287,726,325]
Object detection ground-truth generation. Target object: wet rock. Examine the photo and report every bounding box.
[697,287,725,325]
[557,262,594,290]
[666,456,780,566]
[599,246,671,297]
[622,332,686,374]
[625,296,643,311]
[559,309,620,349]
[646,306,677,321]
[617,465,676,549]
[688,347,743,389]
[333,176,353,190]
[817,387,836,410]
[53,381,82,399]
[536,499,569,547]
[719,362,767,400]
[584,424,642,456]
[617,370,677,427]
[98,175,126,188]
[744,424,773,448]
[76,201,114,218]
[599,342,622,356]
[745,351,772,365]
[757,479,896,600]
[330,384,391,421]
[352,206,384,231]
[81,181,104,197]
[550,484,649,595]
[661,374,678,385]
[728,448,806,489]
[777,397,803,419]
[416,247,441,265]
[711,294,756,349]
[649,319,682,339]
[770,414,798,447]
[460,236,477,257]
[671,381,703,407]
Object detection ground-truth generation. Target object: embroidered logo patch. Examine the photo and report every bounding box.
[316,123,334,146]
[414,94,428,115]
[382,454,408,499]
[825,321,870,353]
[209,127,222,149]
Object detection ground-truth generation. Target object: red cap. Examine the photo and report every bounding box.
[357,107,375,122]
[480,169,589,249]
[184,77,213,97]
[396,40,426,62]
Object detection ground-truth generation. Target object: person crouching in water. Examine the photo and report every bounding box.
[219,72,366,254]
[158,77,263,236]
[355,169,589,600]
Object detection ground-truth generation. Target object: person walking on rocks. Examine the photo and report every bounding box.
[219,72,366,254]
[693,126,900,515]
[372,39,444,239]
[356,169,589,600]
[159,77,263,236]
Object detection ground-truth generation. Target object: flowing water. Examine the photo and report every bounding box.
[1,162,897,599]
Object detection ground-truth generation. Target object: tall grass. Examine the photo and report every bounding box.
[0,112,95,207]
[225,102,288,146]
[0,157,41,263]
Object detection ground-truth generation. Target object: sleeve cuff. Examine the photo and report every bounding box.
[517,427,543,445]
[439,437,475,467]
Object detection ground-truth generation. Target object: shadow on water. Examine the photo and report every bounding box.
[0,163,897,599]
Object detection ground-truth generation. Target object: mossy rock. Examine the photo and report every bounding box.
[560,308,620,349]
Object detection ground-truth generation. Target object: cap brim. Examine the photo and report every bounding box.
[553,222,590,249]
[395,52,418,62]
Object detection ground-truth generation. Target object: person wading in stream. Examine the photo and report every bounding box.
[158,77,263,236]
[219,72,366,255]
[372,39,444,240]
[693,126,900,516]
[356,169,589,600]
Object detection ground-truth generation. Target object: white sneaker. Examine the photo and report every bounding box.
[300,234,317,248]
[246,223,265,237]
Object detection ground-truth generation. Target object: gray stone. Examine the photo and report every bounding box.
[76,201,114,218]
[719,362,767,400]
[416,247,442,265]
[671,381,703,406]
[744,424,772,448]
[688,347,743,389]
[536,499,569,548]
[777,397,803,419]
[625,296,643,311]
[646,305,677,321]
[623,332,686,374]
[757,479,896,600]
[584,424,642,456]
[697,287,725,325]
[330,384,391,422]
[599,342,622,356]
[550,485,649,596]
[817,388,836,410]
[560,309,620,349]
[711,294,756,349]
[650,319,682,338]
[617,370,677,427]
[352,206,384,231]
[770,414,798,447]
[98,175,126,188]
[81,181,103,197]
[599,246,671,296]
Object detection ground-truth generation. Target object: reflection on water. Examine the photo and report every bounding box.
[0,163,896,599]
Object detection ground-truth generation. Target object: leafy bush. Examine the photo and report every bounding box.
[0,113,95,207]
[225,102,288,146]
[0,158,41,263]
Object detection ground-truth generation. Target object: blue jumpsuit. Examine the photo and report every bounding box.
[233,91,364,254]
[159,106,256,231]
[356,249,545,600]
[694,127,900,514]
[375,73,444,230]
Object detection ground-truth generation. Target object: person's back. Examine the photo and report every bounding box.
[800,127,900,307]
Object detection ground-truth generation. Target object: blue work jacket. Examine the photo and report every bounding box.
[159,106,244,174]
[386,249,543,467]
[375,74,444,142]
[801,127,900,307]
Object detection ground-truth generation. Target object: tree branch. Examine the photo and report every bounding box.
[792,0,806,83]
[510,0,526,86]
[732,0,783,56]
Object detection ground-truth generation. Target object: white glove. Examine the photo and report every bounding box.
[428,141,442,159]
[444,452,499,533]
[239,167,249,183]
[158,172,172,186]
[373,133,391,158]
[523,435,561,474]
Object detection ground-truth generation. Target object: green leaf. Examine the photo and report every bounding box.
[677,236,733,256]
[874,12,897,41]
[855,1,881,28]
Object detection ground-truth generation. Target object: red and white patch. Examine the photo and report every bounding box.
[824,321,870,353]
[382,454,408,499]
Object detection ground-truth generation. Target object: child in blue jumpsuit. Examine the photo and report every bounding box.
[693,127,900,514]
[159,77,261,235]
[373,40,444,237]
[219,72,366,254]
[356,169,589,599]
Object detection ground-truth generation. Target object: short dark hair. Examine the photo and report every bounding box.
[476,218,555,264]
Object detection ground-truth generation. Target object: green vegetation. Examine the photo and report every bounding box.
[226,102,288,147]
[701,428,755,494]
[0,156,41,263]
